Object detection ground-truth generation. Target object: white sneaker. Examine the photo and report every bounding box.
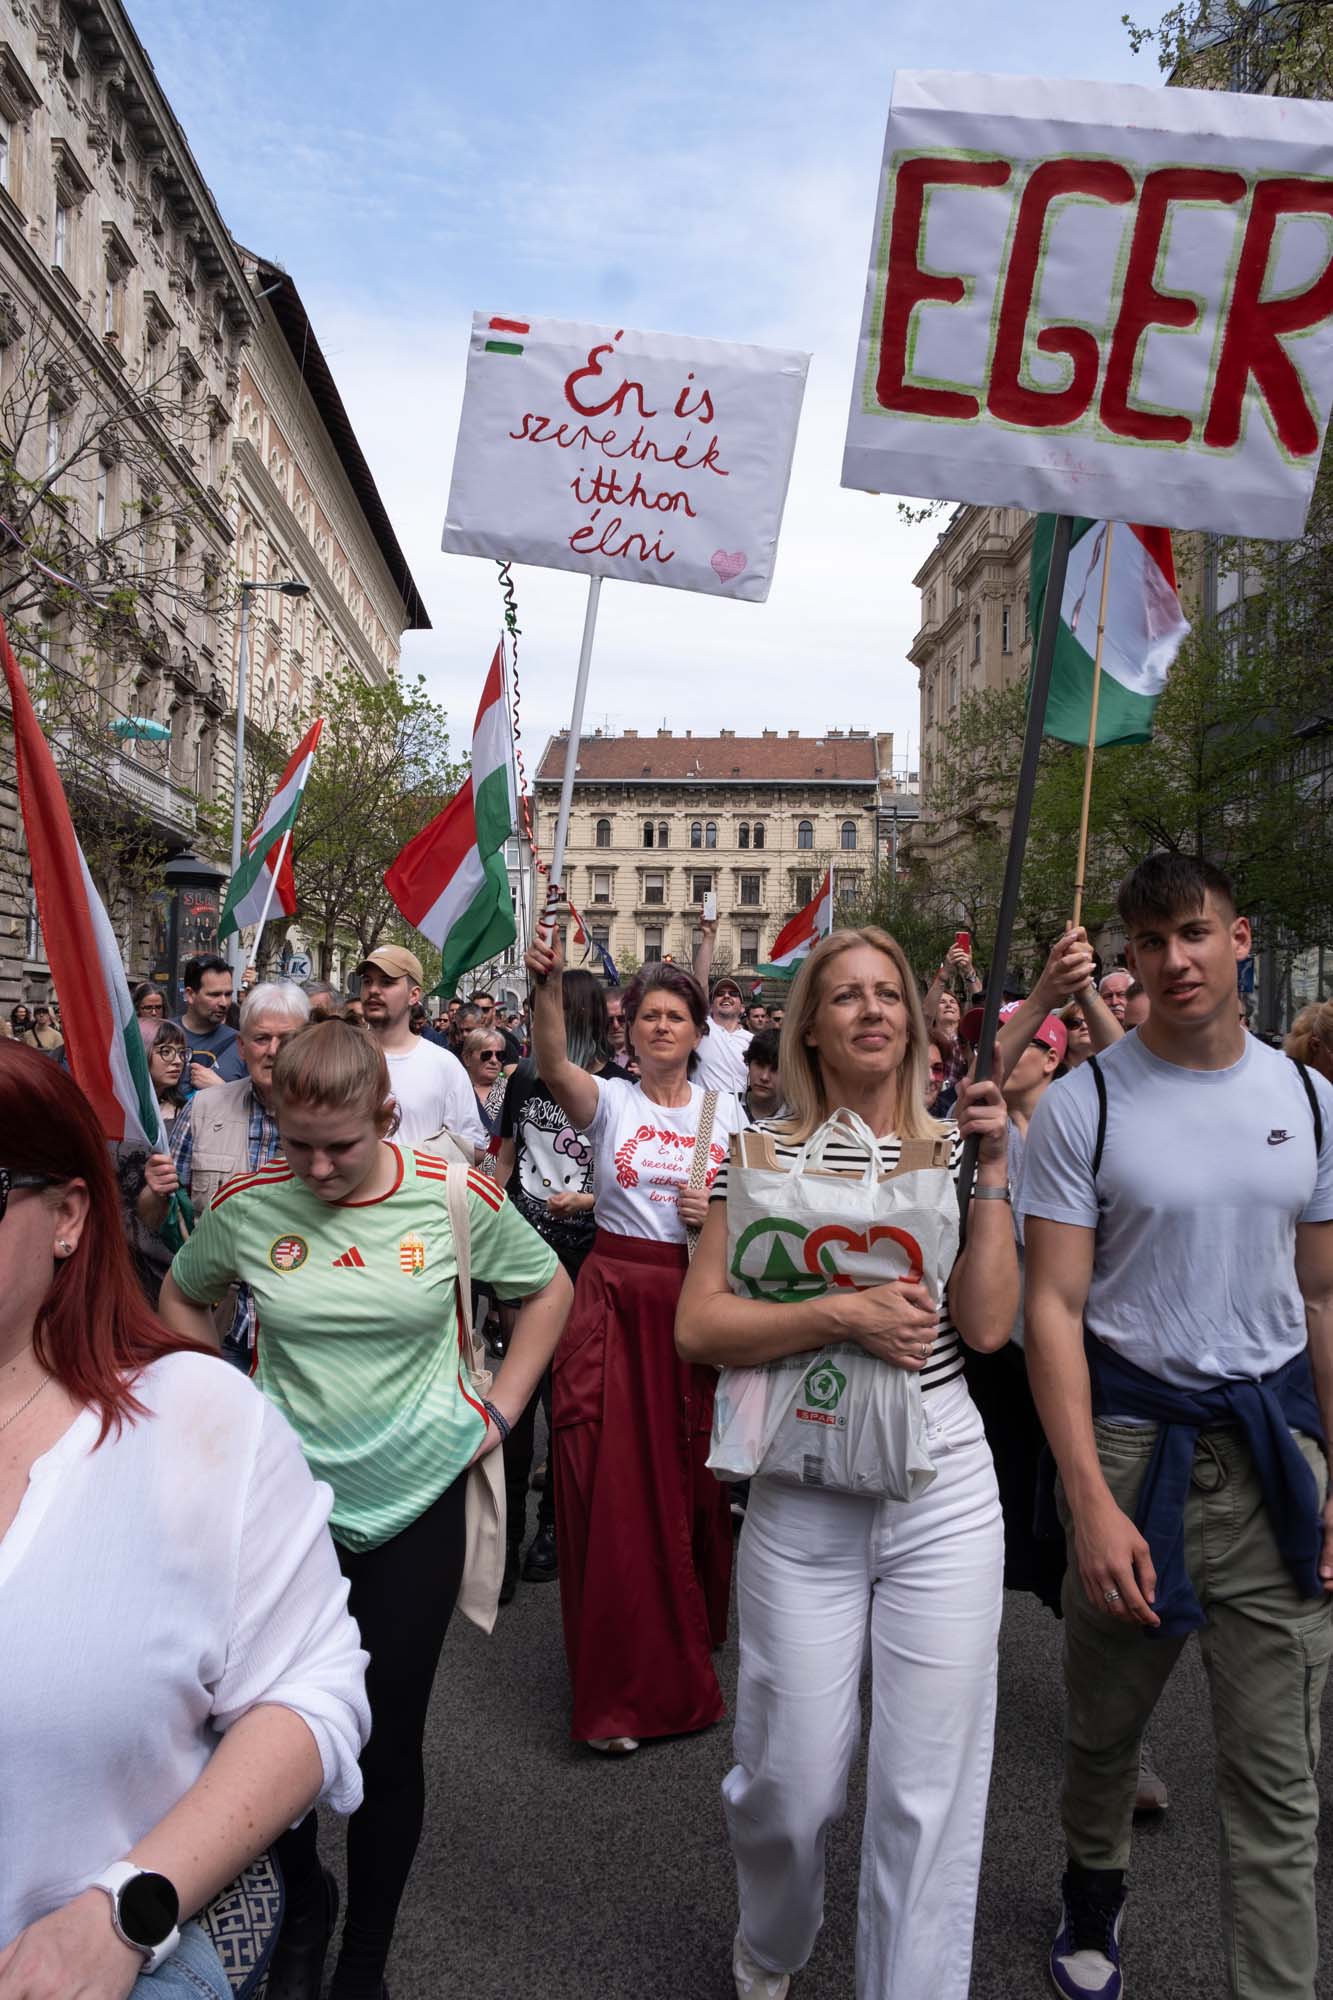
[587,1736,639,1754]
[733,1929,790,1999]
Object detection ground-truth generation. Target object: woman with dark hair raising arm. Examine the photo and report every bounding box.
[0,1042,368,2000]
[525,928,743,1755]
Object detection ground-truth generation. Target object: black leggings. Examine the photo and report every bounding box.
[277,1473,468,1985]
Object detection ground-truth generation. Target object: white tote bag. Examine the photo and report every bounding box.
[707,1108,959,1501]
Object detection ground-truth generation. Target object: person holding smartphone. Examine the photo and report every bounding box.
[692,904,753,1096]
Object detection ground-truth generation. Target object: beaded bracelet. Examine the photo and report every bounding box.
[482,1399,511,1440]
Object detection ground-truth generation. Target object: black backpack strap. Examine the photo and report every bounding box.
[1293,1059,1324,1153]
[1089,1055,1108,1180]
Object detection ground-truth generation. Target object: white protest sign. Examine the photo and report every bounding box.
[442,315,809,601]
[842,71,1333,539]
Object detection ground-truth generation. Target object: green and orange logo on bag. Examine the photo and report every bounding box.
[730,1218,923,1302]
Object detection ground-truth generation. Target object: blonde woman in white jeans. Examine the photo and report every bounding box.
[677,927,1017,2000]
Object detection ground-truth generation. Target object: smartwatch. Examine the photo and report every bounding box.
[90,1861,181,1973]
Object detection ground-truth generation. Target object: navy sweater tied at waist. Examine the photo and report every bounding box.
[1085,1333,1327,1638]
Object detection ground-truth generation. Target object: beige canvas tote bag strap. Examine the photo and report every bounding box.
[686,1089,720,1261]
[445,1165,507,1634]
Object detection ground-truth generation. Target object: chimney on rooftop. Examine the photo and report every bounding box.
[657,727,673,737]
[720,728,734,739]
[762,729,777,739]
[624,728,638,738]
[788,729,799,739]
[827,728,844,738]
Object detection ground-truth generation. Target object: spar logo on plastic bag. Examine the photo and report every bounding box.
[797,1359,849,1428]
[730,1218,923,1302]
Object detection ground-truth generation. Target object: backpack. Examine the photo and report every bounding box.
[1087,1053,1324,1178]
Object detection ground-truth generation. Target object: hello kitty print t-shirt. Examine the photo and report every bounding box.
[586,1073,742,1244]
[501,1060,631,1268]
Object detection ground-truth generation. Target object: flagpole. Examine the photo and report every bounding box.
[957,512,1075,1240]
[541,572,602,935]
[1071,521,1115,933]
[500,628,530,957]
[247,821,295,971]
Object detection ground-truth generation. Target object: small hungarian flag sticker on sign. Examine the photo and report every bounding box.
[484,316,529,356]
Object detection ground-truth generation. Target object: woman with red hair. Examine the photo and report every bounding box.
[0,1043,369,2000]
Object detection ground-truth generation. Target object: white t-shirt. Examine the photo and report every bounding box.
[694,1019,752,1094]
[587,1073,743,1242]
[384,1036,486,1147]
[0,1352,369,1946]
[1019,1031,1333,1387]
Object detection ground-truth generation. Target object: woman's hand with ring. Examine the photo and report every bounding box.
[838,1280,941,1371]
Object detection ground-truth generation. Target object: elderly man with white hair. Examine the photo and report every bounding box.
[138,979,311,1367]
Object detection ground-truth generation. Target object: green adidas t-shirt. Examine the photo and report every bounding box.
[170,1145,559,1551]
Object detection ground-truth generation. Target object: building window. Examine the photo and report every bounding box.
[793,873,815,907]
[753,822,765,849]
[1023,597,1030,640]
[643,820,655,848]
[591,924,610,954]
[45,407,60,473]
[53,198,68,269]
[840,820,857,851]
[926,676,935,725]
[0,115,11,193]
[644,871,665,905]
[948,660,959,709]
[705,821,717,849]
[690,819,702,848]
[739,873,761,906]
[738,822,750,849]
[797,819,813,850]
[658,820,669,848]
[739,928,759,965]
[595,817,611,848]
[839,870,863,897]
[592,870,611,903]
[972,611,981,661]
[1001,604,1012,653]
[25,878,44,962]
[643,925,663,964]
[96,458,111,538]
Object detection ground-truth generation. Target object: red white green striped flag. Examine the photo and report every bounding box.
[1030,517,1190,746]
[1,617,164,1148]
[219,716,323,941]
[759,867,834,976]
[383,643,516,994]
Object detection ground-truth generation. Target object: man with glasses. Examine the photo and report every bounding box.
[468,989,523,1067]
[138,980,311,1366]
[173,954,245,1091]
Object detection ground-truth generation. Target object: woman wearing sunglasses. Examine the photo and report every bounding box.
[0,1041,369,2000]
[462,1029,508,1174]
[115,1021,191,1306]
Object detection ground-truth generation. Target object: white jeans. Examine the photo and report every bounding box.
[723,1377,1003,1999]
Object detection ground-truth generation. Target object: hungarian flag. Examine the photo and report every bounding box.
[384,643,516,994]
[1,618,164,1148]
[759,867,834,976]
[220,717,323,941]
[1030,517,1190,747]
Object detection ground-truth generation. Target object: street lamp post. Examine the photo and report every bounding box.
[228,576,311,982]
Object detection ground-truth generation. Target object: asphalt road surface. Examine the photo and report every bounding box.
[311,1491,1333,1999]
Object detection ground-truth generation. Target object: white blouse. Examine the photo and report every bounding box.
[0,1351,370,1947]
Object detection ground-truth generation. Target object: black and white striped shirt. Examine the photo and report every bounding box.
[709,1122,967,1395]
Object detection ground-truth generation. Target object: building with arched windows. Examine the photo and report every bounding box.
[534,728,902,976]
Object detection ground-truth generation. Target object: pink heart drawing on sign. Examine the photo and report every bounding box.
[711,549,747,584]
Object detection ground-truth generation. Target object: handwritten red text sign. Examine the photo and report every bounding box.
[443,315,809,600]
[842,71,1333,540]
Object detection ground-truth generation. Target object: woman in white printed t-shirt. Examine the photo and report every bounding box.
[526,931,743,1754]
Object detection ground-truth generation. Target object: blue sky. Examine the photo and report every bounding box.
[127,0,1159,771]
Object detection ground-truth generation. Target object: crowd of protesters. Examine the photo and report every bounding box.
[3,854,1333,2000]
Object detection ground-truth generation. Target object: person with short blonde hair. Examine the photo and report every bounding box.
[160,1017,572,2000]
[677,926,1017,2000]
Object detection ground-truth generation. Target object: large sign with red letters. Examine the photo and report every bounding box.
[842,70,1333,538]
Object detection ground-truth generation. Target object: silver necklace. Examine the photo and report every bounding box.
[0,1345,47,1434]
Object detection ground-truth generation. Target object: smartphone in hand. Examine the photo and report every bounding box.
[703,890,718,922]
[954,931,971,957]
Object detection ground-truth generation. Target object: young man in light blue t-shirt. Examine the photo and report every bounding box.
[1021,854,1333,2000]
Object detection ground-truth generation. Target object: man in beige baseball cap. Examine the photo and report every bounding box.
[356,945,483,1149]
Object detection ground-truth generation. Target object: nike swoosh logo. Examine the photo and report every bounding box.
[1268,1134,1292,1145]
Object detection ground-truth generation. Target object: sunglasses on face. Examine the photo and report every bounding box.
[928,1063,946,1077]
[0,1169,59,1226]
